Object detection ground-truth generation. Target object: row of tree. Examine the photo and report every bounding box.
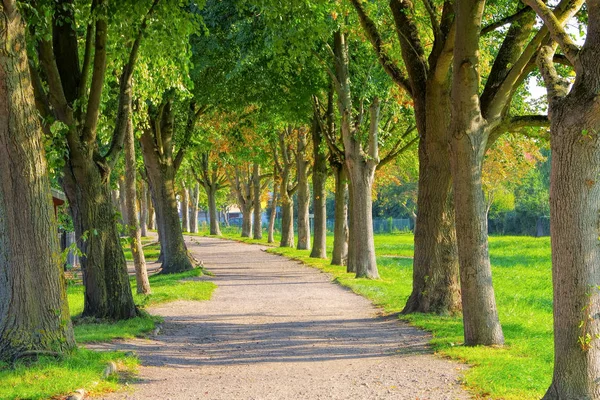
[1,0,600,397]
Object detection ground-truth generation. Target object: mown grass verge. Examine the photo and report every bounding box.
[205,227,552,400]
[1,251,216,399]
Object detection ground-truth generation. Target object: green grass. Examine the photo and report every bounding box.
[123,236,161,261]
[0,350,138,400]
[188,225,281,246]
[211,227,551,400]
[1,261,216,399]
[69,268,216,343]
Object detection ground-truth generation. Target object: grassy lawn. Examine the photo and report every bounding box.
[0,242,216,400]
[123,236,161,261]
[202,227,552,400]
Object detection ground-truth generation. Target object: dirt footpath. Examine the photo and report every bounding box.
[100,236,470,400]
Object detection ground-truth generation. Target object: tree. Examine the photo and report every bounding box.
[310,96,329,259]
[330,30,417,279]
[252,161,271,240]
[141,94,203,274]
[229,162,255,238]
[0,0,75,360]
[274,127,299,247]
[449,0,578,345]
[317,89,349,266]
[296,127,312,250]
[350,0,461,312]
[192,147,228,236]
[519,0,600,396]
[27,0,170,319]
[124,105,151,294]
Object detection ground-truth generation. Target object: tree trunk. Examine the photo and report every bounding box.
[0,5,76,359]
[206,184,221,235]
[280,190,295,247]
[450,0,503,346]
[450,127,503,345]
[334,31,378,278]
[310,114,328,259]
[141,132,194,274]
[180,186,189,233]
[189,183,199,233]
[331,164,349,265]
[119,177,128,228]
[268,183,279,244]
[63,161,138,319]
[253,163,263,240]
[346,163,378,278]
[124,112,151,294]
[346,161,356,273]
[537,24,600,394]
[147,186,155,230]
[349,0,462,314]
[402,89,460,314]
[140,180,149,237]
[542,116,600,398]
[297,129,311,250]
[111,188,120,212]
[241,203,253,237]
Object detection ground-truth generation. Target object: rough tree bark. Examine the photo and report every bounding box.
[521,0,599,396]
[310,105,328,259]
[124,108,151,294]
[0,1,75,360]
[296,128,311,250]
[352,0,557,317]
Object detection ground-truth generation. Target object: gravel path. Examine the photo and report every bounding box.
[99,236,469,400]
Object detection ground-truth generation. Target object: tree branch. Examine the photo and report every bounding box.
[537,44,570,106]
[389,0,429,95]
[488,114,551,146]
[482,0,584,121]
[377,125,418,169]
[367,97,380,166]
[349,0,413,96]
[422,0,441,40]
[481,6,531,35]
[174,103,208,172]
[81,1,107,143]
[37,38,72,125]
[103,0,162,168]
[522,0,581,67]
[77,0,98,104]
